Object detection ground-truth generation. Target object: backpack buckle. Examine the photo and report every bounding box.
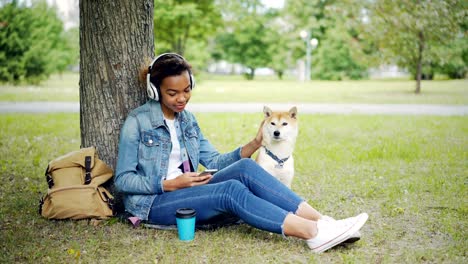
[84,156,92,184]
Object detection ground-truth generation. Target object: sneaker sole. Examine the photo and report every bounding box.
[312,213,369,253]
[343,235,361,244]
[343,231,361,244]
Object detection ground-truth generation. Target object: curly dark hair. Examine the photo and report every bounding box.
[147,53,192,89]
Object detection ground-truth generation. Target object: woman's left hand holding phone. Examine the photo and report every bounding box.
[162,172,212,192]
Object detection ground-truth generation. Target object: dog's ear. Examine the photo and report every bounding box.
[289,106,297,119]
[263,106,272,118]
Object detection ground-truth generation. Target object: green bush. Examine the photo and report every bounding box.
[313,27,368,80]
[0,1,73,84]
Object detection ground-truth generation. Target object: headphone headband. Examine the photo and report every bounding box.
[146,53,195,101]
[148,53,187,71]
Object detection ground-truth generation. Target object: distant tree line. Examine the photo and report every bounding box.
[154,0,466,92]
[0,0,466,90]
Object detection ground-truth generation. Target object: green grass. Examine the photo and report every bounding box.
[1,73,467,104]
[1,113,466,263]
[0,73,79,102]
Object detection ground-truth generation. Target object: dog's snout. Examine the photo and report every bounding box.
[274,131,280,137]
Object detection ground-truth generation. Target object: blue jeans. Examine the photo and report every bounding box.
[148,159,304,234]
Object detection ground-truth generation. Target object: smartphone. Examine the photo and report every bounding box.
[198,169,218,176]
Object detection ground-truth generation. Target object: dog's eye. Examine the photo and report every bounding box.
[270,122,276,126]
[282,122,288,126]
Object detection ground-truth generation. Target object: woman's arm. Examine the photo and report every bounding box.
[240,119,264,158]
[162,171,212,191]
[196,116,265,168]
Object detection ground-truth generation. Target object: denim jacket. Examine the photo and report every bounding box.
[114,100,242,220]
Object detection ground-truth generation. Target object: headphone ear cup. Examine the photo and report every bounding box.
[146,73,159,101]
[190,74,195,90]
[150,83,159,101]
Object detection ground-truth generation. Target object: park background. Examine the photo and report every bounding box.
[0,0,467,263]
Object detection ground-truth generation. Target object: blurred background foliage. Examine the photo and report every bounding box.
[0,0,466,84]
[0,0,76,84]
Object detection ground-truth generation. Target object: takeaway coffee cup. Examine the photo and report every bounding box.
[175,208,196,241]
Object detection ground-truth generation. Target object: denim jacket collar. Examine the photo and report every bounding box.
[148,100,165,128]
[148,99,188,128]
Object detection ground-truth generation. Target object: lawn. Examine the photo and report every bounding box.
[0,73,79,102]
[0,73,467,105]
[0,113,466,263]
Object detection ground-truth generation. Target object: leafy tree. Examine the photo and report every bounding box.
[365,0,465,93]
[265,10,291,80]
[266,29,289,80]
[213,0,272,80]
[0,0,70,84]
[284,0,332,35]
[313,25,368,80]
[282,0,332,61]
[430,17,468,79]
[154,0,221,67]
[284,0,371,80]
[0,2,27,82]
[307,0,374,80]
[53,27,78,75]
[433,37,467,79]
[215,16,272,80]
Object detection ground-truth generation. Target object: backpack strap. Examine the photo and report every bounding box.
[45,165,54,188]
[84,156,92,185]
[101,190,115,212]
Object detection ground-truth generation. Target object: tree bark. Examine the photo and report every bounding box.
[79,0,154,169]
[415,31,424,94]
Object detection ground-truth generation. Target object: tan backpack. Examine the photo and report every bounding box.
[39,147,115,220]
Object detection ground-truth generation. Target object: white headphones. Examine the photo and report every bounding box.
[146,53,195,101]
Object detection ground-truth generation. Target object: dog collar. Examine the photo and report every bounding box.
[263,146,290,169]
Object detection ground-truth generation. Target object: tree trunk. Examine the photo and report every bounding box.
[277,70,283,80]
[415,31,424,94]
[244,68,255,80]
[79,0,154,169]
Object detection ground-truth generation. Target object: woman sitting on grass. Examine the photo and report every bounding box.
[114,53,368,253]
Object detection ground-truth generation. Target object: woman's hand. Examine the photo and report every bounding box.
[254,119,265,145]
[240,119,264,158]
[162,172,213,192]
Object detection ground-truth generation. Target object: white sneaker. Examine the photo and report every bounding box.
[322,215,361,243]
[307,213,368,253]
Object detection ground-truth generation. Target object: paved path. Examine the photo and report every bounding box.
[1,102,467,116]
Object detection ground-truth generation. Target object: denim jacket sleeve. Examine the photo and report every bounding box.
[114,114,164,195]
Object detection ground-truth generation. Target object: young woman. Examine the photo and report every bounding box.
[114,53,368,253]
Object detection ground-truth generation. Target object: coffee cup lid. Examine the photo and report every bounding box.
[175,208,196,218]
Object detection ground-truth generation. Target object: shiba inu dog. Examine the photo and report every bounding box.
[256,106,298,188]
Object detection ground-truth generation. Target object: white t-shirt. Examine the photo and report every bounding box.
[165,118,183,180]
